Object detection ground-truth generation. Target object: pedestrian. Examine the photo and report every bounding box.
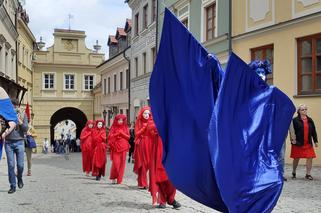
[92,119,107,181]
[136,106,181,208]
[43,138,49,154]
[25,122,37,176]
[290,104,318,180]
[3,98,28,194]
[133,106,152,189]
[80,120,94,176]
[0,87,17,162]
[128,122,135,163]
[108,114,130,184]
[76,138,80,152]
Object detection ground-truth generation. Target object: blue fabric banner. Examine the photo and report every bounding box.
[0,98,18,124]
[208,53,295,212]
[150,8,295,213]
[149,8,227,211]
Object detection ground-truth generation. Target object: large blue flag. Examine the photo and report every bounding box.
[150,8,227,211]
[150,8,295,213]
[208,53,295,212]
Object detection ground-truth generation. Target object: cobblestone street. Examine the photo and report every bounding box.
[0,153,320,213]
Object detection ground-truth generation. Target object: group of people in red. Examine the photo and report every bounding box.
[80,106,181,209]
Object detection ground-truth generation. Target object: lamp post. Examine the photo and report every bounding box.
[102,109,107,123]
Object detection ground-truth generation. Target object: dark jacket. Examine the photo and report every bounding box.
[6,112,28,141]
[292,116,318,146]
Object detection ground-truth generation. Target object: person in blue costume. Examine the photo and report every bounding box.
[0,87,18,161]
[150,8,296,213]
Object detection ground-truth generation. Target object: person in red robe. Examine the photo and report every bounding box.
[133,106,152,189]
[108,114,130,184]
[135,106,181,209]
[80,120,94,176]
[92,119,107,181]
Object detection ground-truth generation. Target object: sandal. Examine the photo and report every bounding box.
[305,174,313,180]
[292,172,296,179]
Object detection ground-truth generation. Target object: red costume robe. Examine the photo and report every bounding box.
[108,114,130,184]
[92,120,107,177]
[80,120,94,174]
[134,106,153,188]
[135,106,177,205]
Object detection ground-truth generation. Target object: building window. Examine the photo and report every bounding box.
[182,18,188,28]
[143,4,148,29]
[64,74,75,90]
[143,52,147,74]
[152,0,156,23]
[120,72,123,90]
[151,47,156,66]
[104,78,107,95]
[126,69,129,89]
[84,75,94,90]
[108,77,111,93]
[135,13,139,36]
[43,73,54,89]
[114,74,117,92]
[297,34,321,94]
[206,3,216,41]
[135,57,138,77]
[251,44,274,85]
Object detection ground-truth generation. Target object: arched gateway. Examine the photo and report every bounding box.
[50,107,87,144]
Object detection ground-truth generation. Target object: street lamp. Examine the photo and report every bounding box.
[102,109,107,123]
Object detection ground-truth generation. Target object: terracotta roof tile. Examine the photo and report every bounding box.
[108,35,118,45]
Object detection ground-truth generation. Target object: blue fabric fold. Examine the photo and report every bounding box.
[150,8,295,213]
[0,98,18,124]
[150,8,227,211]
[208,53,295,213]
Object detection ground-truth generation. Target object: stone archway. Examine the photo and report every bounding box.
[50,107,87,145]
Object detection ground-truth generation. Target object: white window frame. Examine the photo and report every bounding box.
[83,74,95,91]
[175,0,190,29]
[63,73,76,90]
[201,0,218,43]
[42,72,56,90]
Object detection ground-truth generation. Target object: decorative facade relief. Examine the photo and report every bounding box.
[293,0,321,18]
[249,0,270,21]
[246,0,275,32]
[297,0,320,6]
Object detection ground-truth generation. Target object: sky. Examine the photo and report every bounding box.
[24,0,131,59]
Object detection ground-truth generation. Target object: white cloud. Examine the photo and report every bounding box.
[25,0,131,59]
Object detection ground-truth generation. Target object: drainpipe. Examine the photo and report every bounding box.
[228,0,232,54]
[123,46,131,124]
[155,0,159,52]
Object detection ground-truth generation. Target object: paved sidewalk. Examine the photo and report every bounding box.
[0,153,320,213]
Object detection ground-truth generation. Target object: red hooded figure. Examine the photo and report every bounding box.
[133,106,153,189]
[108,114,130,184]
[80,120,94,175]
[135,106,181,208]
[91,119,107,180]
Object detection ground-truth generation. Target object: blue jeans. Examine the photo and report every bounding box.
[5,140,25,188]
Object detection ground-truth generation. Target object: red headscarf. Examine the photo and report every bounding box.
[134,106,152,143]
[108,114,129,145]
[80,120,95,144]
[93,119,106,145]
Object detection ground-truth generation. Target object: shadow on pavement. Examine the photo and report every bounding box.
[101,201,154,210]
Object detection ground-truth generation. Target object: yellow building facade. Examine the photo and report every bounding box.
[17,7,36,114]
[232,0,321,165]
[33,29,104,148]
